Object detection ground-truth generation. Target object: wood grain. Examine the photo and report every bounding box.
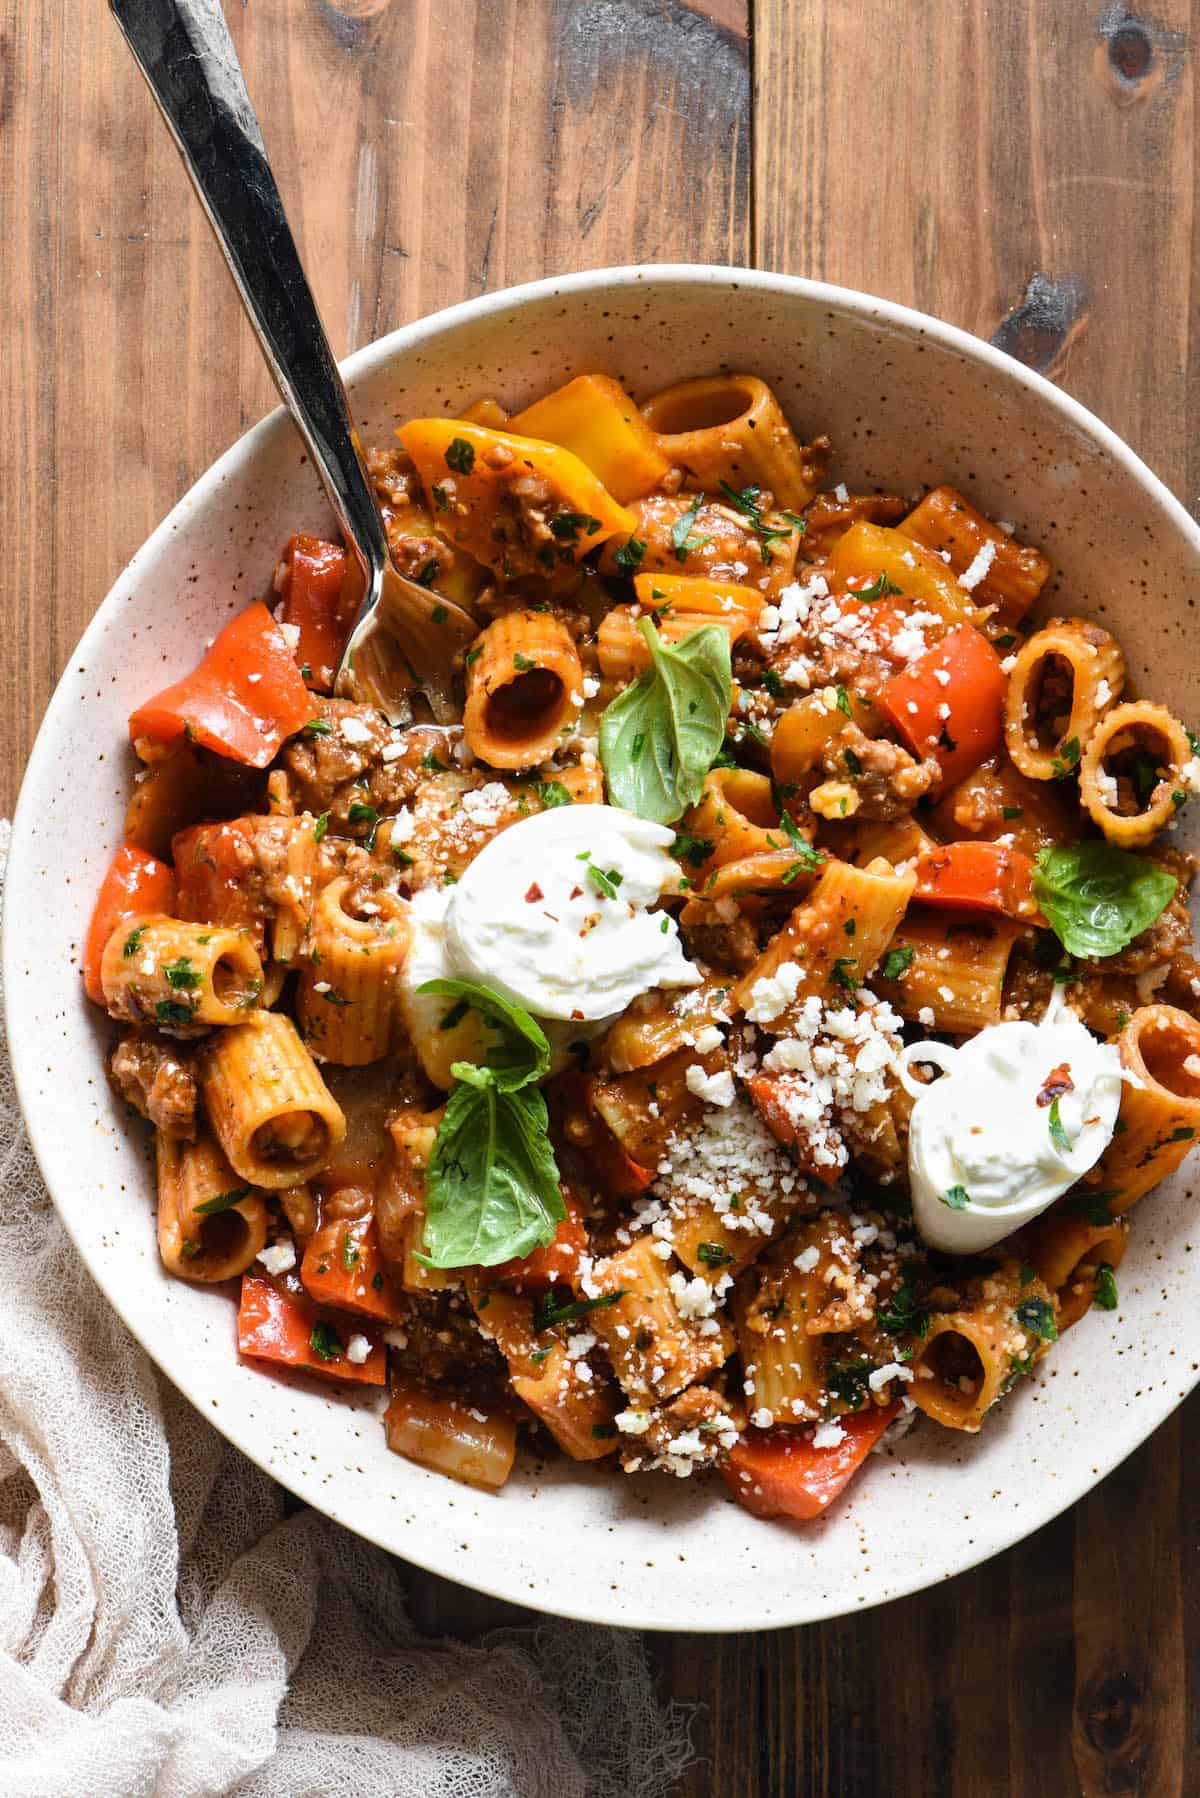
[4,1,1200,1793]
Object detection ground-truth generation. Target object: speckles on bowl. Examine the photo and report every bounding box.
[7,266,1200,1634]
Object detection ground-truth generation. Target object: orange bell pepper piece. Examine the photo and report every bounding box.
[299,1217,407,1324]
[397,418,634,576]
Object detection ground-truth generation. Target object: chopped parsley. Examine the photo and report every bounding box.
[697,1241,734,1268]
[717,481,800,564]
[194,1187,250,1216]
[154,999,196,1027]
[533,780,573,809]
[1002,805,1024,820]
[1048,1096,1072,1154]
[942,1184,970,1210]
[877,1269,929,1338]
[312,812,329,844]
[415,559,439,588]
[341,1231,360,1271]
[309,1322,345,1361]
[586,863,623,901]
[856,570,902,602]
[671,832,714,869]
[830,957,859,997]
[122,925,147,959]
[825,1356,875,1410]
[1093,1263,1119,1310]
[834,685,853,718]
[1015,1296,1058,1342]
[303,718,332,737]
[513,652,538,672]
[1051,735,1081,778]
[347,801,380,849]
[613,536,646,573]
[880,945,915,980]
[550,511,602,542]
[162,957,200,991]
[533,1290,626,1332]
[671,493,711,562]
[445,436,475,474]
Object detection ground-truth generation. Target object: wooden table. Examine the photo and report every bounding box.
[3,2,1198,1790]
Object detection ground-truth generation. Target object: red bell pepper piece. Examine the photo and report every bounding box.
[720,1405,898,1521]
[877,623,1006,789]
[913,840,1040,921]
[128,601,313,768]
[173,819,270,951]
[237,1275,386,1385]
[276,534,359,692]
[300,1217,408,1323]
[82,844,176,1005]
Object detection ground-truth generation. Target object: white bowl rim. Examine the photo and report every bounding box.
[9,262,1200,1633]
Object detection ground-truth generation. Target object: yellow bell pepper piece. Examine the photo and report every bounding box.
[397,418,635,579]
[510,374,670,504]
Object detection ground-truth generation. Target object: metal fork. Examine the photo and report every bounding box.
[109,0,479,724]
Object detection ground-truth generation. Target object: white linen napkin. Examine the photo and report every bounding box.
[0,823,693,1798]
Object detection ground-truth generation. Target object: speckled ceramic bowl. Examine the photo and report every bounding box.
[8,267,1200,1632]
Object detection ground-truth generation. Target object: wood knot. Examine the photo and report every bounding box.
[1108,17,1153,80]
[1080,1669,1141,1754]
[990,273,1087,379]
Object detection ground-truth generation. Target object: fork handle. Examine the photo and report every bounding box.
[109,0,389,590]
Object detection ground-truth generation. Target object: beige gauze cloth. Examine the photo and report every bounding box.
[0,826,694,1797]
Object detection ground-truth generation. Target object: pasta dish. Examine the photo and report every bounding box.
[82,371,1200,1520]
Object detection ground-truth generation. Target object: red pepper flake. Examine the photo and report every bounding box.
[525,881,544,903]
[1036,1062,1074,1108]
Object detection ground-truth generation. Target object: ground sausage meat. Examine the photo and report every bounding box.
[821,723,938,819]
[279,697,391,815]
[110,1030,198,1139]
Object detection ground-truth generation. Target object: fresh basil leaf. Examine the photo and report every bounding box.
[418,977,549,1091]
[598,620,732,825]
[419,1079,565,1268]
[1032,841,1177,959]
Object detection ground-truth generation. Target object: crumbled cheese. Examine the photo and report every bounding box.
[868,1361,914,1391]
[932,667,951,688]
[654,1095,799,1236]
[668,1270,720,1321]
[1095,678,1112,709]
[388,806,415,842]
[459,782,512,829]
[750,1406,774,1430]
[691,1024,725,1054]
[582,675,600,699]
[958,540,997,592]
[565,1331,597,1360]
[278,620,302,651]
[380,738,407,764]
[793,1244,821,1274]
[339,715,374,745]
[685,1065,736,1107]
[833,482,850,504]
[758,994,903,1176]
[615,1409,651,1435]
[917,1006,936,1028]
[256,1239,296,1276]
[811,1419,846,1449]
[345,1334,371,1365]
[746,960,804,1023]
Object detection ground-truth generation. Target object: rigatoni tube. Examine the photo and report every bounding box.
[199,1011,346,1189]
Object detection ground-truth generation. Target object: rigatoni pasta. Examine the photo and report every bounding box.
[87,362,1200,1519]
